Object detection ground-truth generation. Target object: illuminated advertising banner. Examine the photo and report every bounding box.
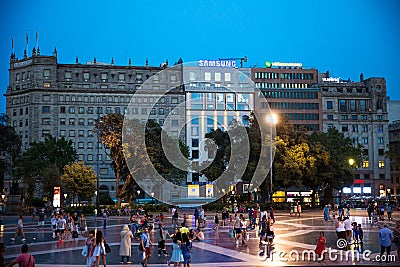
[265,61,303,68]
[188,185,199,197]
[206,184,214,198]
[53,186,61,207]
[198,60,237,68]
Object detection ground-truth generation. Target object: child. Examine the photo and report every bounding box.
[213,213,219,231]
[355,224,363,243]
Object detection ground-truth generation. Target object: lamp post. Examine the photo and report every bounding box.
[137,190,140,204]
[151,192,154,204]
[266,113,278,204]
[1,192,5,213]
[63,193,67,207]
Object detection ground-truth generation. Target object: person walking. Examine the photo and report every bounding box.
[156,224,169,256]
[240,214,247,246]
[233,213,242,246]
[140,227,153,267]
[102,211,107,229]
[85,230,96,267]
[297,203,302,217]
[335,217,346,242]
[315,231,326,262]
[379,224,393,263]
[212,213,219,231]
[386,205,392,221]
[51,214,57,239]
[57,214,67,243]
[181,233,191,267]
[172,210,179,228]
[93,230,107,267]
[344,216,352,243]
[11,215,26,242]
[119,225,133,264]
[5,244,35,267]
[323,205,331,221]
[79,214,87,237]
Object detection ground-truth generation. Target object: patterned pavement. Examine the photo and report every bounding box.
[0,208,399,266]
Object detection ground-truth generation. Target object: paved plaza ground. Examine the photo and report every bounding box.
[0,208,399,266]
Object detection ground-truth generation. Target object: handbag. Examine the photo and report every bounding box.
[81,245,88,256]
[228,229,235,239]
[105,243,111,253]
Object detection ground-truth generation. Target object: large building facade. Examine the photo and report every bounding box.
[5,48,183,199]
[251,63,321,132]
[319,72,390,197]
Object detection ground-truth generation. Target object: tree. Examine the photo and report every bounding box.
[15,136,77,201]
[0,113,21,192]
[97,114,189,207]
[308,127,363,205]
[61,162,96,204]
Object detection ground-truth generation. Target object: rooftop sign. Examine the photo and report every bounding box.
[265,61,302,68]
[322,77,340,83]
[198,60,237,68]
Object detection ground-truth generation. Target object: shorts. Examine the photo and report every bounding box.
[57,229,65,235]
[145,247,151,256]
[234,228,242,234]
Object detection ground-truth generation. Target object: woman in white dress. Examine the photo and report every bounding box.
[170,232,184,267]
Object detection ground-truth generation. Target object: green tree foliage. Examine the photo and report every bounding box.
[308,127,363,204]
[386,141,400,178]
[0,113,21,192]
[61,162,96,204]
[15,136,77,200]
[97,114,189,207]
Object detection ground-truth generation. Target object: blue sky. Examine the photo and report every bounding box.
[1,0,399,114]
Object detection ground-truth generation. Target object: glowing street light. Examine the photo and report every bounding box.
[266,113,278,203]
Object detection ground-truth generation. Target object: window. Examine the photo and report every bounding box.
[69,106,75,113]
[341,115,348,120]
[78,142,84,149]
[363,161,369,168]
[78,118,84,125]
[192,150,199,159]
[364,174,370,180]
[42,106,50,113]
[377,115,383,120]
[379,160,385,168]
[43,82,51,88]
[43,95,50,102]
[88,142,93,149]
[101,73,108,80]
[191,126,199,136]
[65,71,72,79]
[159,119,164,126]
[83,72,90,80]
[378,137,384,144]
[225,73,231,82]
[60,130,66,137]
[327,101,333,109]
[362,125,368,132]
[42,130,51,137]
[170,74,177,82]
[105,107,112,114]
[100,168,108,175]
[87,118,94,125]
[172,120,178,126]
[189,72,197,81]
[192,139,199,147]
[352,125,358,132]
[359,100,366,111]
[136,73,142,80]
[339,100,346,111]
[78,130,84,137]
[215,73,221,82]
[378,149,384,156]
[350,100,356,111]
[159,108,165,115]
[141,108,147,115]
[87,154,93,161]
[361,115,368,120]
[377,125,383,133]
[204,72,211,81]
[42,118,50,125]
[87,107,93,114]
[88,130,93,137]
[351,115,357,120]
[69,130,75,137]
[362,137,368,144]
[118,73,125,81]
[342,125,348,132]
[60,118,66,125]
[60,106,66,113]
[69,118,75,125]
[43,69,50,78]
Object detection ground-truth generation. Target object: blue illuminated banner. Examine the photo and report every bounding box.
[198,60,237,68]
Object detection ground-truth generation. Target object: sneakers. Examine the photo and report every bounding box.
[10,238,15,241]
[21,238,26,241]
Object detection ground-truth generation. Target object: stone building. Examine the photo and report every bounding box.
[319,72,390,197]
[5,48,184,200]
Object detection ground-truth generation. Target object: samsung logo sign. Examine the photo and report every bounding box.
[198,60,237,68]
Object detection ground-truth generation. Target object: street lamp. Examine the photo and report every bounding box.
[63,193,67,207]
[1,193,5,213]
[151,192,154,204]
[266,113,278,203]
[137,190,141,204]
